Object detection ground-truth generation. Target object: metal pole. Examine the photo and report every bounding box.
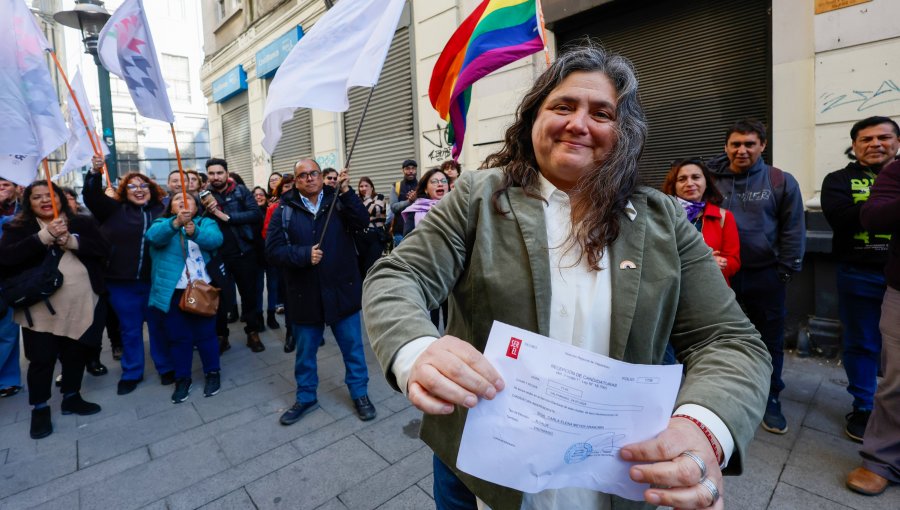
[96,61,118,182]
[317,85,376,246]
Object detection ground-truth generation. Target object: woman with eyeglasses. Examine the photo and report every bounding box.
[0,180,109,439]
[83,157,173,396]
[402,168,450,328]
[267,172,283,204]
[354,177,388,276]
[662,158,741,285]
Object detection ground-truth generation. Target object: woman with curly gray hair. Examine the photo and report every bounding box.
[363,43,771,510]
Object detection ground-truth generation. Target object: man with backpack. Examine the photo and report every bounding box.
[712,119,806,435]
[388,159,418,247]
[822,116,898,443]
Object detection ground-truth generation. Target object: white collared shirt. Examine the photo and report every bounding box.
[300,189,324,215]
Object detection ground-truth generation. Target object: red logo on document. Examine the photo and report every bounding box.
[506,337,523,359]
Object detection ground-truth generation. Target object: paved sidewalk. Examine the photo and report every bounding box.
[0,323,897,509]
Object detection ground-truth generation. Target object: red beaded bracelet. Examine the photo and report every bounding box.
[672,414,722,465]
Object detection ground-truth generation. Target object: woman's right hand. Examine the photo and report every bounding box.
[183,220,196,236]
[406,336,505,415]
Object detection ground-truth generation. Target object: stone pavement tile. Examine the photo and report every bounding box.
[315,499,349,510]
[724,438,790,510]
[255,389,297,417]
[417,473,434,498]
[768,483,854,510]
[191,374,294,423]
[29,490,79,510]
[77,404,204,468]
[197,488,257,510]
[0,448,7,465]
[803,374,855,440]
[375,486,434,510]
[780,357,828,405]
[355,406,424,464]
[216,405,334,465]
[78,438,230,510]
[752,396,809,451]
[380,393,412,414]
[339,446,433,510]
[166,443,300,510]
[0,442,76,500]
[149,406,263,458]
[226,357,293,388]
[141,500,168,510]
[246,436,389,510]
[292,405,391,457]
[0,447,149,510]
[781,427,900,509]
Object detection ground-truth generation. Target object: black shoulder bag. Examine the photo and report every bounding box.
[0,246,65,326]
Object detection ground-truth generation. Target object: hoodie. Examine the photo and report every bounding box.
[821,161,890,269]
[711,158,806,273]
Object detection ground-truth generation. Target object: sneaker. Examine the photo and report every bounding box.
[204,372,221,397]
[761,396,788,434]
[117,378,142,395]
[61,393,102,416]
[353,395,377,421]
[30,407,53,439]
[171,379,192,404]
[279,400,319,426]
[845,409,872,443]
[160,371,176,386]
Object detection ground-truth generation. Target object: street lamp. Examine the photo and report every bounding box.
[54,0,118,181]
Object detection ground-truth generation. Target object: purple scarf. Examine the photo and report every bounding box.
[676,196,706,223]
[402,198,441,227]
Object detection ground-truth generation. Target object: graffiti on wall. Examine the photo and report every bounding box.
[819,79,900,113]
[422,123,453,163]
[316,152,338,169]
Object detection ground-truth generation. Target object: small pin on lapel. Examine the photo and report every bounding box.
[619,260,637,270]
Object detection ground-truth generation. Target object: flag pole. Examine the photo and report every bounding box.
[536,0,551,68]
[42,159,59,219]
[169,124,188,206]
[47,50,114,190]
[316,85,376,246]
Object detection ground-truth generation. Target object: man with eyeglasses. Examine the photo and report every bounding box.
[266,158,377,425]
[201,157,265,353]
[389,159,419,247]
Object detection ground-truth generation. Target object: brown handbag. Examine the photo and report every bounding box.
[177,233,220,317]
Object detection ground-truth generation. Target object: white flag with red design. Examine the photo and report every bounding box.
[58,69,109,179]
[97,0,174,123]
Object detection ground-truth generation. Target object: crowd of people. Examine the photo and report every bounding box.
[0,43,898,508]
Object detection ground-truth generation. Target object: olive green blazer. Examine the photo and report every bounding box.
[362,169,771,510]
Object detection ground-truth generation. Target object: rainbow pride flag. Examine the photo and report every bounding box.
[429,0,545,159]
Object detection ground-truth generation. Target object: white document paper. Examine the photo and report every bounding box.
[456,321,683,501]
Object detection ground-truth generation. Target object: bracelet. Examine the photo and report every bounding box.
[672,414,721,465]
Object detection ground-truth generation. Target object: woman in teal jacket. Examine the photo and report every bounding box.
[146,192,223,404]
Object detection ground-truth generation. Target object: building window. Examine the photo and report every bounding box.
[216,0,242,21]
[162,54,191,102]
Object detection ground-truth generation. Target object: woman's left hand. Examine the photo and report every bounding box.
[183,221,195,236]
[620,417,724,509]
[712,251,727,270]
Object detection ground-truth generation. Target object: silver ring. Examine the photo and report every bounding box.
[700,477,720,506]
[679,450,707,481]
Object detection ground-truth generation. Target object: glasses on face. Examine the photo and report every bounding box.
[324,175,338,182]
[296,170,321,180]
[127,183,150,191]
[429,178,449,185]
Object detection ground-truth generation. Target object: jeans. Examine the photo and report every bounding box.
[837,264,886,410]
[732,265,786,398]
[153,291,220,380]
[433,455,478,510]
[107,281,172,380]
[256,265,281,314]
[0,309,21,388]
[292,311,369,403]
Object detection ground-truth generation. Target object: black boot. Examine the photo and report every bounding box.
[267,310,280,330]
[61,393,101,416]
[30,407,52,439]
[284,326,296,353]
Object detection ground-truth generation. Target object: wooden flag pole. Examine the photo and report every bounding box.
[536,0,552,68]
[42,159,59,219]
[169,124,188,206]
[316,85,376,246]
[47,50,114,190]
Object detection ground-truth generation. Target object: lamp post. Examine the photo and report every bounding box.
[54,0,118,181]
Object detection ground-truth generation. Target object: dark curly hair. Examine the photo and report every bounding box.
[483,41,647,270]
[115,172,164,206]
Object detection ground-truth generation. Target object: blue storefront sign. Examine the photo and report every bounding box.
[255,25,304,79]
[212,65,248,103]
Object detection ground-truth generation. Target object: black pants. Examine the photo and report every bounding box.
[22,328,91,405]
[216,253,262,336]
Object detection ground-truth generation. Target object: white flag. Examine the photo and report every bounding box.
[0,0,69,185]
[58,69,109,180]
[97,0,174,123]
[261,0,406,154]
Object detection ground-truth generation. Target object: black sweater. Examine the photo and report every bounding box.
[821,161,890,269]
[861,159,900,290]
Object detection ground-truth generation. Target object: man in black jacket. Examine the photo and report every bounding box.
[822,116,899,443]
[266,159,376,425]
[202,158,265,353]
